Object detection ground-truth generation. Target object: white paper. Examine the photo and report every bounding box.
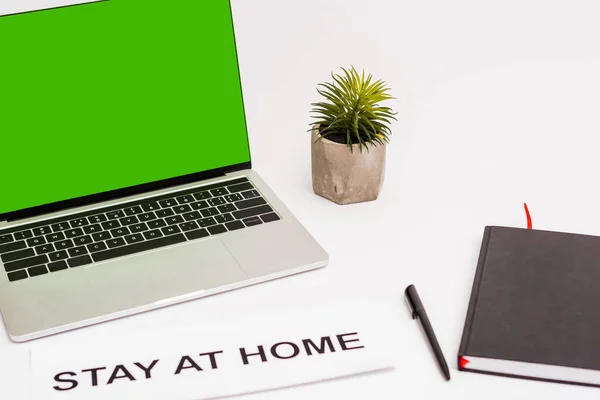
[31,297,398,400]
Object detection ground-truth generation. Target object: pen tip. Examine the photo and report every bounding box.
[443,367,451,381]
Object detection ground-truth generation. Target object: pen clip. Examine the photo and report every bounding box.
[405,284,424,320]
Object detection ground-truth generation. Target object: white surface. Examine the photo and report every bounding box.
[30,295,397,400]
[3,0,600,398]
[0,0,101,15]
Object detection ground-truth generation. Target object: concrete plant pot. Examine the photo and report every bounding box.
[311,125,386,205]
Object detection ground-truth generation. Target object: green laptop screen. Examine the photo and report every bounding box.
[0,0,251,216]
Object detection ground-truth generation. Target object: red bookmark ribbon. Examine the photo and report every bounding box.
[524,203,532,230]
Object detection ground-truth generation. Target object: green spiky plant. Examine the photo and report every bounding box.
[310,66,397,152]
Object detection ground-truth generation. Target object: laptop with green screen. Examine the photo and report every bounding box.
[0,0,328,342]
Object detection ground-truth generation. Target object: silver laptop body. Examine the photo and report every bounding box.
[0,1,328,342]
[0,168,328,342]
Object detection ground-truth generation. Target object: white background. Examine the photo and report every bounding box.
[3,0,600,399]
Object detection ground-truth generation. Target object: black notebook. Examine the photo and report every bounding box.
[459,226,600,387]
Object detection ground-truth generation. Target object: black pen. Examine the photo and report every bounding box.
[405,284,450,380]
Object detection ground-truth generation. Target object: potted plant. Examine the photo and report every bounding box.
[310,66,397,205]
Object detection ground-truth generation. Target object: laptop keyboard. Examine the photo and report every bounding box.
[0,177,280,283]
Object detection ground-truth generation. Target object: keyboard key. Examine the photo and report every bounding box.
[65,228,84,238]
[176,195,194,204]
[55,239,74,250]
[208,224,227,235]
[224,193,243,203]
[69,218,89,227]
[125,234,143,244]
[48,260,68,272]
[51,222,70,232]
[158,199,177,208]
[241,189,260,199]
[36,244,55,255]
[49,250,69,262]
[68,255,93,268]
[119,216,139,226]
[0,233,13,244]
[225,220,244,231]
[193,191,212,200]
[210,188,229,197]
[233,205,274,220]
[88,214,107,224]
[102,220,120,230]
[13,230,33,240]
[92,231,111,242]
[1,248,35,264]
[190,201,209,210]
[261,213,281,223]
[218,204,236,213]
[138,212,157,222]
[235,197,267,210]
[0,240,26,254]
[83,224,102,234]
[143,229,163,240]
[208,197,226,207]
[141,202,160,212]
[165,216,184,225]
[124,206,143,216]
[130,223,148,233]
[179,221,199,232]
[28,265,48,277]
[215,213,234,224]
[111,227,130,237]
[147,219,167,229]
[228,182,253,193]
[4,254,48,272]
[68,246,88,258]
[156,209,175,218]
[183,211,201,221]
[32,226,51,236]
[161,226,181,236]
[92,233,187,263]
[88,242,108,252]
[198,217,217,228]
[107,210,125,220]
[201,208,219,217]
[243,217,263,227]
[74,235,94,246]
[174,205,192,214]
[185,229,209,240]
[107,238,126,248]
[46,232,65,243]
[8,270,28,282]
[27,236,46,247]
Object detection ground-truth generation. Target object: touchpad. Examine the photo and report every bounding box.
[83,238,248,309]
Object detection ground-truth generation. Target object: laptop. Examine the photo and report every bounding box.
[0,0,328,342]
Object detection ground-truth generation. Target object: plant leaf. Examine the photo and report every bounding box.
[310,66,397,149]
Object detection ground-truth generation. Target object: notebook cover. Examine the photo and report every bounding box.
[459,226,600,382]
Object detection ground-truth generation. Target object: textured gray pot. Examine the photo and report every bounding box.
[311,125,386,205]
